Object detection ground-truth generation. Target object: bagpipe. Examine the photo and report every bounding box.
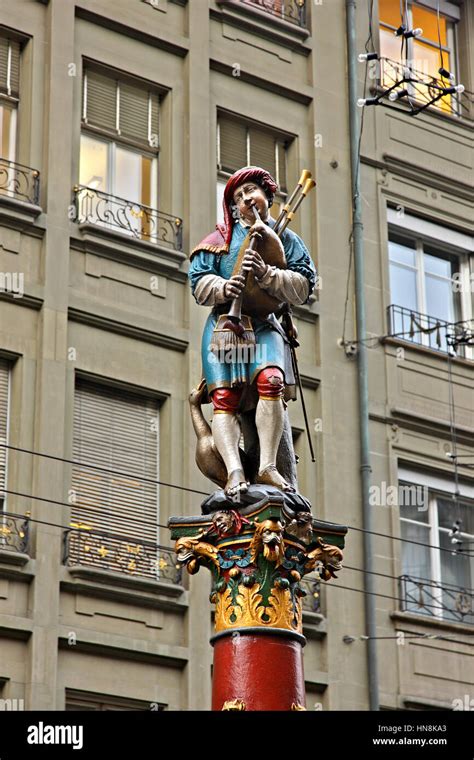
[224,169,316,331]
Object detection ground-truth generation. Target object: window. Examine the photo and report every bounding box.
[387,210,474,356]
[216,112,289,224]
[65,690,164,711]
[379,0,460,113]
[0,359,10,511]
[0,35,19,172]
[79,66,160,237]
[399,472,474,625]
[69,380,160,576]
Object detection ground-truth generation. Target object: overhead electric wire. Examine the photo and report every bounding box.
[3,479,474,559]
[3,506,473,621]
[0,442,209,497]
[2,440,473,558]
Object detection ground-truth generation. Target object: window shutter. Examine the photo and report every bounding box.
[219,116,247,173]
[277,140,287,192]
[150,92,159,145]
[0,38,20,98]
[84,70,117,132]
[249,127,277,182]
[71,381,159,571]
[119,82,149,143]
[0,359,9,500]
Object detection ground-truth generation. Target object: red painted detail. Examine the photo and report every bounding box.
[212,633,306,711]
[211,387,243,412]
[256,367,284,398]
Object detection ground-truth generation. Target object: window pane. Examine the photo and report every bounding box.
[412,5,447,47]
[115,146,141,202]
[79,135,108,191]
[425,274,454,322]
[379,0,402,28]
[389,239,416,267]
[400,520,431,579]
[380,28,404,63]
[439,532,472,588]
[438,498,474,536]
[412,39,442,79]
[398,482,429,522]
[216,179,226,225]
[389,262,418,311]
[424,252,453,278]
[0,103,16,161]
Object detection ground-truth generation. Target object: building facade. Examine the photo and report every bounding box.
[0,0,472,711]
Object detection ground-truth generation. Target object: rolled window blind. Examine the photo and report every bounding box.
[219,116,247,173]
[71,380,159,570]
[84,70,117,132]
[218,114,288,191]
[83,67,159,147]
[0,37,20,98]
[249,126,277,182]
[0,359,9,500]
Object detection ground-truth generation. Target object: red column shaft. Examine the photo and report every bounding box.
[212,631,306,711]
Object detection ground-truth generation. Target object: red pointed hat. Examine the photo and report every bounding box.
[191,166,278,258]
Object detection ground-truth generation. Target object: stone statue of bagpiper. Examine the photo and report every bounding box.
[188,165,317,501]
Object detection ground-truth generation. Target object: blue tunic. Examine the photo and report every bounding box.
[188,219,316,392]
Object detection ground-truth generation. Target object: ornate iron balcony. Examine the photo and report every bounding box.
[225,0,307,28]
[387,304,473,358]
[400,574,473,626]
[376,58,474,120]
[0,511,30,555]
[63,525,182,585]
[0,158,40,205]
[73,185,183,251]
[300,576,322,614]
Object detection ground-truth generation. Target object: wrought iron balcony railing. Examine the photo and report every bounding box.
[63,525,182,585]
[0,511,30,555]
[0,158,40,205]
[300,576,322,614]
[387,304,473,358]
[73,185,183,251]
[400,574,474,626]
[225,0,307,28]
[375,57,474,120]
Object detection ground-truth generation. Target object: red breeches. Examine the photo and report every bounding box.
[211,367,284,411]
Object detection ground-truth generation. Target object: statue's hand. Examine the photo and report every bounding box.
[224,274,246,300]
[242,249,268,279]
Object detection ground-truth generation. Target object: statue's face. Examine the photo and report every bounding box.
[232,181,269,224]
[213,511,234,535]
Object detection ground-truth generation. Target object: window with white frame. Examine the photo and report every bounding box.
[69,379,160,577]
[79,65,160,237]
[398,469,474,625]
[216,111,290,224]
[378,0,461,114]
[387,209,474,356]
[0,35,20,164]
